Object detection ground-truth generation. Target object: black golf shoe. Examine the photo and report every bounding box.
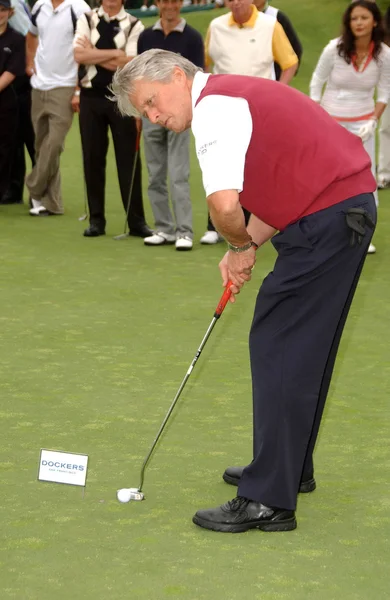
[128,225,153,238]
[83,225,105,237]
[223,466,316,494]
[193,496,296,533]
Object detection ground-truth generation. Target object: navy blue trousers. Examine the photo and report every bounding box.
[237,193,376,510]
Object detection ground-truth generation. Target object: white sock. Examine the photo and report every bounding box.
[31,198,42,209]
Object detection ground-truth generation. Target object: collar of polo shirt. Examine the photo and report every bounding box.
[228,4,258,28]
[152,17,186,33]
[97,5,127,22]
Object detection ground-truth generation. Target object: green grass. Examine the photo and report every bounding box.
[1,2,390,599]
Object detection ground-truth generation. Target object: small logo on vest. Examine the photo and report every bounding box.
[197,140,217,156]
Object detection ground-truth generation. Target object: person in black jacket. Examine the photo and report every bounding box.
[1,0,35,206]
[254,0,302,80]
[0,0,25,201]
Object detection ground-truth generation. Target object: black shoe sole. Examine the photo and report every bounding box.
[222,472,316,494]
[129,230,153,238]
[192,514,297,533]
[83,231,106,237]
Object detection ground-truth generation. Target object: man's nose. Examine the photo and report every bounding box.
[147,107,160,124]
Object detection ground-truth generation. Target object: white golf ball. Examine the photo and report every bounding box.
[117,488,132,503]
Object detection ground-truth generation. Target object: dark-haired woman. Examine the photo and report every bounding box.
[310,0,390,254]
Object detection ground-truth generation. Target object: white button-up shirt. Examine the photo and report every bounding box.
[191,72,253,197]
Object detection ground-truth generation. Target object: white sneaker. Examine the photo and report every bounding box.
[29,205,50,216]
[175,236,193,251]
[144,231,175,246]
[200,231,224,245]
[367,243,376,254]
[377,178,390,189]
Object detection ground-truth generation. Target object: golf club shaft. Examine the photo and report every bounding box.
[78,135,89,221]
[138,283,233,492]
[119,127,141,236]
[79,177,88,221]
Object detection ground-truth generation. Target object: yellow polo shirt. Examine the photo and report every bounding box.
[205,5,298,75]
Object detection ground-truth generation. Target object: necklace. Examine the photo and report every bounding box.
[352,42,374,72]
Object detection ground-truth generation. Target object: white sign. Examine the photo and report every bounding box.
[38,449,88,487]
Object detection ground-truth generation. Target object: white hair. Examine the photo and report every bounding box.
[110,49,202,117]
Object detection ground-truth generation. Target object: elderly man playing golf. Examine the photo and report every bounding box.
[111,49,376,533]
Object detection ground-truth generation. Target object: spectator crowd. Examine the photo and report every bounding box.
[0,0,389,254]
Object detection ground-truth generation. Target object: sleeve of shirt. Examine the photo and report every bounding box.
[276,11,302,63]
[7,34,26,77]
[73,13,91,48]
[204,26,212,71]
[309,40,336,102]
[126,19,145,57]
[271,21,298,71]
[376,46,390,104]
[76,0,91,19]
[186,29,205,70]
[192,95,253,197]
[29,0,41,36]
[9,0,31,36]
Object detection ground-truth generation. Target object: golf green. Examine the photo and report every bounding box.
[0,1,389,598]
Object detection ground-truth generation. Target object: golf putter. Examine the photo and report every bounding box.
[78,127,89,221]
[78,176,88,222]
[113,126,142,240]
[118,281,233,502]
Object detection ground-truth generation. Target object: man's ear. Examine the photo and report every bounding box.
[172,66,186,86]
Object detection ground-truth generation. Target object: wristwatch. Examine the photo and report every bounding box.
[227,240,258,253]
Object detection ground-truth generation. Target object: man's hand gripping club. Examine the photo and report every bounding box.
[207,190,277,303]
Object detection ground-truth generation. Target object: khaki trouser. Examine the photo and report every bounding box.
[26,87,74,214]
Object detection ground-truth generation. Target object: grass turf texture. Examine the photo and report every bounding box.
[1,1,390,598]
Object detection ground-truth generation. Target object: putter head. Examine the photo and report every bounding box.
[129,488,144,501]
[78,214,88,222]
[113,233,129,241]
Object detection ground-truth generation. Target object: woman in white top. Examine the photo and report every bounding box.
[310,0,390,254]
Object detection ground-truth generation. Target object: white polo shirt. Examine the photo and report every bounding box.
[191,72,253,198]
[30,0,90,90]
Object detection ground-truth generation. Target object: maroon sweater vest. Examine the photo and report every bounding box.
[195,75,376,230]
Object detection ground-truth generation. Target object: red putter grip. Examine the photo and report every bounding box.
[214,281,233,318]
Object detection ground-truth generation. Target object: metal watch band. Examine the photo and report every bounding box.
[227,240,258,253]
